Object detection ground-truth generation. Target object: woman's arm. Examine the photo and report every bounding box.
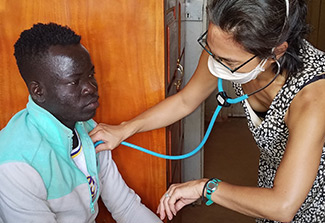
[90,51,218,151]
[157,79,325,222]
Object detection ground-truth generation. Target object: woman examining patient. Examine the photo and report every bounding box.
[91,0,325,222]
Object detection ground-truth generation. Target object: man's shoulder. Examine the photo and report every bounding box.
[0,109,43,164]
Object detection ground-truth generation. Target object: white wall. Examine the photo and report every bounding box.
[182,0,208,182]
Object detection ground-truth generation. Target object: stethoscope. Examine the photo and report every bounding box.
[95,0,288,159]
[94,78,233,160]
[94,62,280,160]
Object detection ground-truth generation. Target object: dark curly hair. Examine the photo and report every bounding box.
[207,0,310,77]
[14,23,81,82]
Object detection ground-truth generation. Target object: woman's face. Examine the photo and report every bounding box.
[206,23,262,73]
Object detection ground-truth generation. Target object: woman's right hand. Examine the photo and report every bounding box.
[89,122,130,153]
[89,52,216,153]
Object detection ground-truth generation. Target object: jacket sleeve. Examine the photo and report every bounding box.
[98,151,162,223]
[0,163,57,223]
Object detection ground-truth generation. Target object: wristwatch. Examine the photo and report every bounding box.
[205,178,221,206]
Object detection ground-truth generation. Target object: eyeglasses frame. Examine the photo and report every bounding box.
[197,30,257,73]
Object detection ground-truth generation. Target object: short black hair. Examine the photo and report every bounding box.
[208,0,309,77]
[14,23,81,82]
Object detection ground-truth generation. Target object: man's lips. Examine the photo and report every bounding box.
[85,96,99,109]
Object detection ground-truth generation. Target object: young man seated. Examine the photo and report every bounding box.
[0,23,161,223]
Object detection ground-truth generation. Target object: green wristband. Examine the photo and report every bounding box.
[205,178,221,206]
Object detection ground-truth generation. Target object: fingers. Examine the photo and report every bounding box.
[89,123,123,152]
[164,194,175,220]
[158,191,174,220]
[94,143,108,153]
[89,123,107,141]
[166,191,177,217]
[93,141,119,153]
[174,199,188,213]
[157,184,181,220]
[157,179,208,220]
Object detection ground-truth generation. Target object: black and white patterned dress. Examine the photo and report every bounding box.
[233,41,325,223]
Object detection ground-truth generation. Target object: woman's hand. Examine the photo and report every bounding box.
[89,122,130,153]
[156,179,208,220]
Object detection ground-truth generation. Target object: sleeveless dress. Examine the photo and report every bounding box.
[233,40,325,223]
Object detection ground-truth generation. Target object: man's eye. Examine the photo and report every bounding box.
[89,72,96,78]
[69,80,79,85]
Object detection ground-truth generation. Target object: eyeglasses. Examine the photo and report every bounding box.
[197,30,257,73]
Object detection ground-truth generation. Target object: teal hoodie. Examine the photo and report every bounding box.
[0,96,161,223]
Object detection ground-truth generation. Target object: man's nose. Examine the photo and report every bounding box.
[81,79,98,95]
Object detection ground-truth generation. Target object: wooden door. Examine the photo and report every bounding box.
[165,0,185,187]
[0,1,167,222]
[306,0,325,51]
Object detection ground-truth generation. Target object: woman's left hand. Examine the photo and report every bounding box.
[156,179,208,220]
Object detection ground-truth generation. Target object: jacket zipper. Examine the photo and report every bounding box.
[69,130,99,214]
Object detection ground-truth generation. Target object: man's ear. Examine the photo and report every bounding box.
[273,41,288,60]
[29,81,45,103]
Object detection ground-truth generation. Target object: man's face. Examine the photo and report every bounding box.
[38,44,99,128]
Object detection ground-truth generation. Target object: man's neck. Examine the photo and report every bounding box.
[72,129,79,148]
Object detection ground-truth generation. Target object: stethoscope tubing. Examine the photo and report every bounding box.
[95,59,281,159]
[94,78,249,160]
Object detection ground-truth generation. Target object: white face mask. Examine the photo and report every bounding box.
[207,56,268,84]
